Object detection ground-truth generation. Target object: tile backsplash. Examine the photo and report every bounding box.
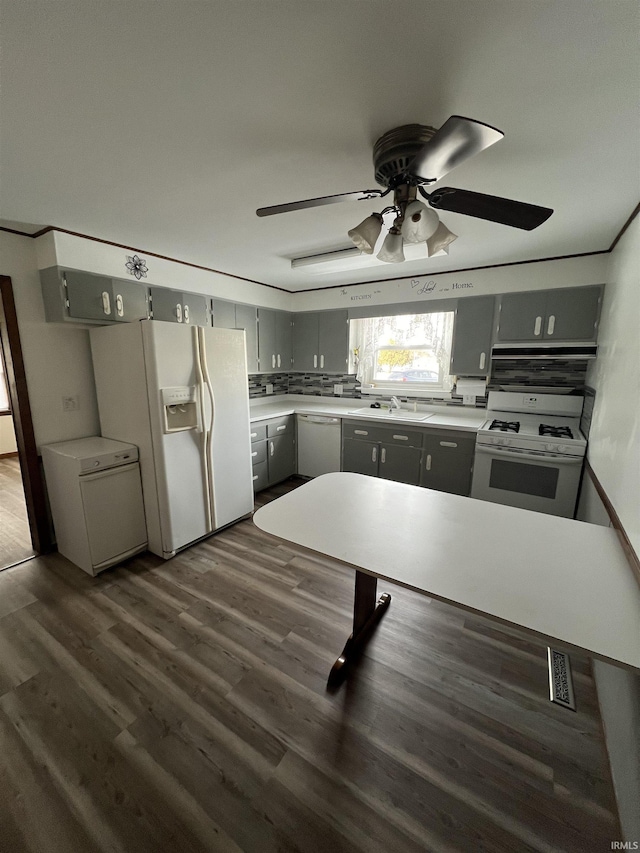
[488,359,589,390]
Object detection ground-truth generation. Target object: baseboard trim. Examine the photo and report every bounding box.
[585,460,640,587]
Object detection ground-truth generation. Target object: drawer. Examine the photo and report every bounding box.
[250,441,267,465]
[342,420,424,447]
[267,416,293,437]
[342,421,390,443]
[250,424,267,443]
[251,460,268,491]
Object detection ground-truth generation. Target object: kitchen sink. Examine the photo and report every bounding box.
[348,407,434,422]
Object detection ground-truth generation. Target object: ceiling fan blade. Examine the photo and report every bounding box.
[408,115,504,182]
[256,189,387,217]
[426,187,553,230]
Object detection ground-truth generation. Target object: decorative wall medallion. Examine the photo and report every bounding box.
[125,254,148,280]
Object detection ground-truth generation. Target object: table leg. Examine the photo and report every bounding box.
[328,571,391,687]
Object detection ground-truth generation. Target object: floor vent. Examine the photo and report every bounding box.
[547,648,576,711]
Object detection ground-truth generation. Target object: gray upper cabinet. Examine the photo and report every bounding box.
[450,296,495,375]
[496,286,602,342]
[276,311,293,370]
[212,300,259,372]
[212,299,236,328]
[292,310,349,373]
[150,287,209,326]
[41,266,149,325]
[235,304,259,373]
[257,309,292,373]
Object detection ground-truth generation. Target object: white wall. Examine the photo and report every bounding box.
[586,217,640,556]
[1,231,100,448]
[0,415,18,454]
[576,474,640,844]
[292,252,609,312]
[39,231,291,310]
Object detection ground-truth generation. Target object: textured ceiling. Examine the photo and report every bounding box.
[0,0,638,291]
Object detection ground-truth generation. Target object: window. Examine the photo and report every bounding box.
[350,310,455,394]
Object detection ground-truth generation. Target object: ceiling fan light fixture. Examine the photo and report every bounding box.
[376,223,405,263]
[347,212,384,254]
[426,220,458,257]
[400,200,440,243]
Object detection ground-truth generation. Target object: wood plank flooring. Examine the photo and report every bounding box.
[0,477,621,851]
[0,456,35,570]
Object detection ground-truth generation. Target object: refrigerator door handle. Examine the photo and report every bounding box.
[193,326,213,532]
[198,326,217,531]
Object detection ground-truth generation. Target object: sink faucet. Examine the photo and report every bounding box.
[390,396,401,410]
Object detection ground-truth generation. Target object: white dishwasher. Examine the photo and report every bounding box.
[42,436,148,575]
[297,414,342,478]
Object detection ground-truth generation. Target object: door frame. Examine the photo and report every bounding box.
[0,275,52,553]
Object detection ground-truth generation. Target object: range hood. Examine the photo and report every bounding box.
[491,343,598,360]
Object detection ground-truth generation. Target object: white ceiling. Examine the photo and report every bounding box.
[0,1,638,292]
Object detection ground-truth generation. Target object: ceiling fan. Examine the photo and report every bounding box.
[256,116,553,263]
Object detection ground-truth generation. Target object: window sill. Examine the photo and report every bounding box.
[360,386,453,400]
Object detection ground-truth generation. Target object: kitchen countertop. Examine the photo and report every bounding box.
[249,394,487,432]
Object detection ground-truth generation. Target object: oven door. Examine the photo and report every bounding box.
[470,443,584,517]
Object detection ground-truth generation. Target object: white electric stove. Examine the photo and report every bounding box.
[471,391,587,518]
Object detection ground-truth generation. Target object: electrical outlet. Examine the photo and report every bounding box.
[62,395,79,412]
[333,384,343,395]
[462,394,475,406]
[265,383,274,395]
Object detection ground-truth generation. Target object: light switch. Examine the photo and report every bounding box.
[265,383,274,395]
[333,384,343,395]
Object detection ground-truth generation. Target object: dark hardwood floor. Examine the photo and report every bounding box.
[0,477,620,851]
[0,456,35,570]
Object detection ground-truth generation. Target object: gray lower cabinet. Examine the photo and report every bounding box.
[496,286,602,342]
[420,429,476,496]
[41,267,149,324]
[250,416,296,490]
[342,419,474,494]
[341,421,423,486]
[450,296,495,375]
[150,287,210,326]
[292,310,349,372]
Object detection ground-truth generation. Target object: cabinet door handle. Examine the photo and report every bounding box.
[250,432,258,439]
[479,351,486,371]
[320,354,325,369]
[115,293,124,317]
[313,354,318,368]
[276,424,286,432]
[372,447,377,463]
[533,315,542,336]
[426,454,432,471]
[101,291,111,315]
[271,354,276,369]
[252,474,259,481]
[381,447,386,463]
[392,434,408,441]
[251,451,258,457]
[270,441,274,457]
[547,314,555,336]
[183,304,190,324]
[440,441,458,448]
[354,429,368,436]
[277,354,281,368]
[176,303,183,323]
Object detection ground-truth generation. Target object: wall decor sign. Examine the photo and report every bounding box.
[125,254,148,280]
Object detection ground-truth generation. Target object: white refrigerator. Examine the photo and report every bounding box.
[90,320,254,559]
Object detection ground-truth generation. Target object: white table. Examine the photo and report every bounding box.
[253,473,640,684]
